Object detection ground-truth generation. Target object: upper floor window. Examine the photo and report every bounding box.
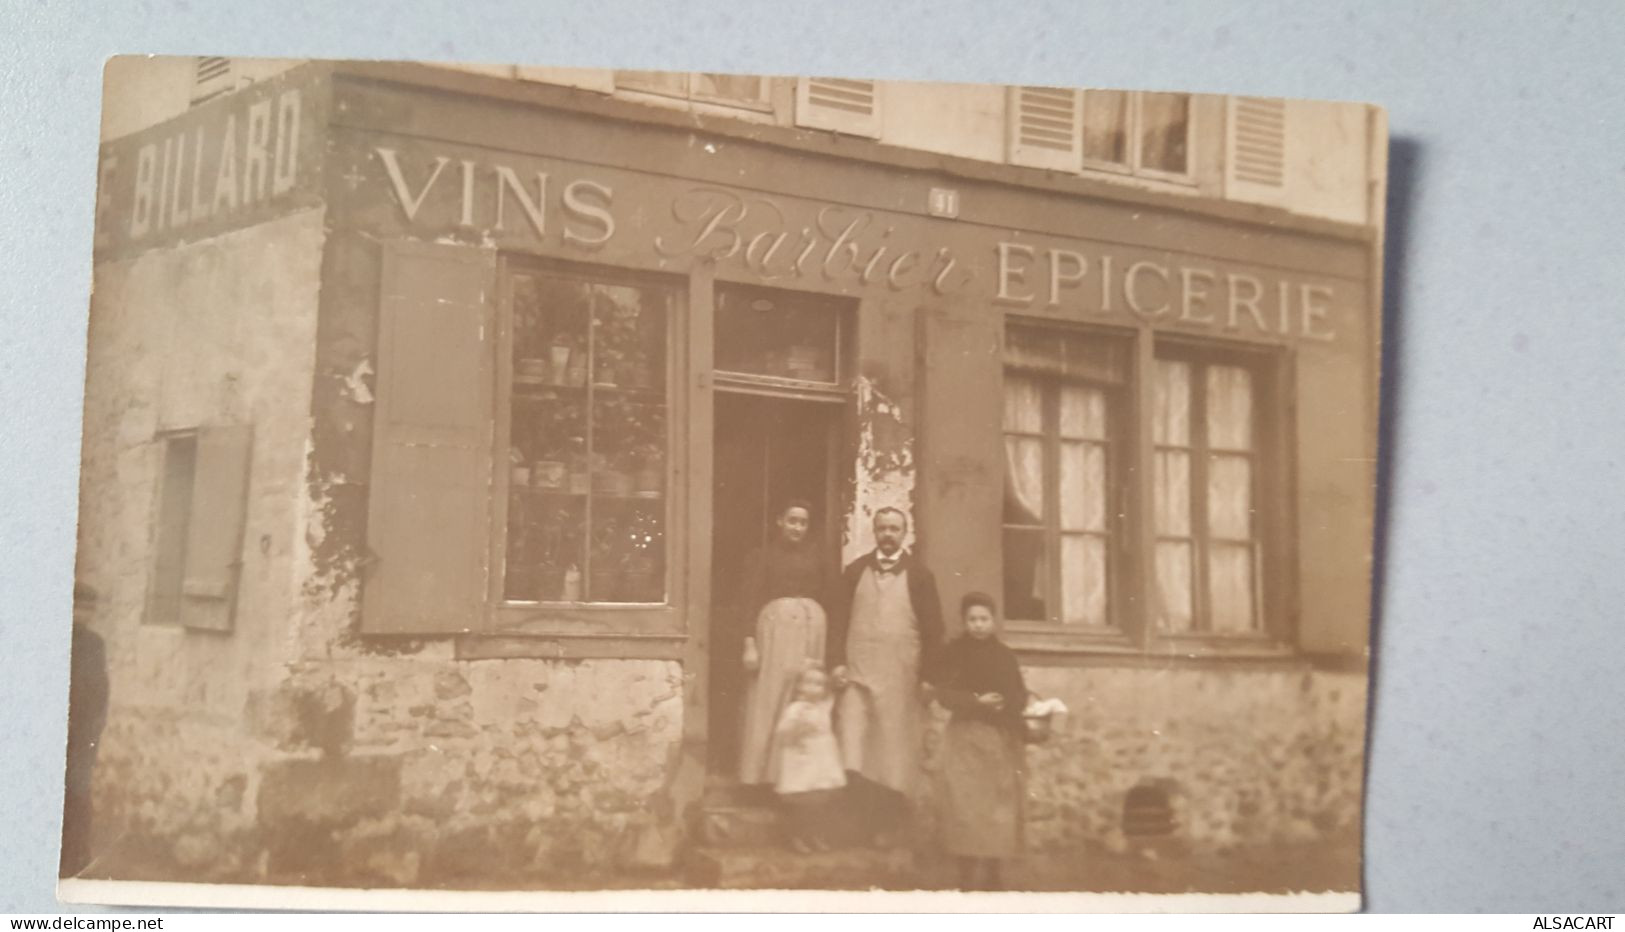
[1007,87,1195,183]
[1082,90,1193,181]
[615,71,770,111]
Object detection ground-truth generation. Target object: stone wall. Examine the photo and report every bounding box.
[77,207,327,880]
[1015,665,1367,855]
[248,656,685,887]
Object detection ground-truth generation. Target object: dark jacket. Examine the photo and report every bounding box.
[826,549,944,682]
[933,634,1028,736]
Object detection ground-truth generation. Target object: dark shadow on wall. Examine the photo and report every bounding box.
[1360,132,1420,908]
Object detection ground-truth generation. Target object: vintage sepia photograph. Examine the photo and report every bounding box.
[61,55,1385,908]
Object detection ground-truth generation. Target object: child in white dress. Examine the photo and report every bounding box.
[772,665,846,853]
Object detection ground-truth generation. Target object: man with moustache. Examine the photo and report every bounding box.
[828,506,944,845]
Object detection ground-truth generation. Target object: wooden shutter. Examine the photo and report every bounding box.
[795,77,880,137]
[1226,96,1288,205]
[1009,86,1082,171]
[363,242,497,634]
[179,425,254,632]
[192,57,235,105]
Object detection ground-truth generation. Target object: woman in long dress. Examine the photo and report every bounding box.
[736,500,835,787]
[933,591,1028,891]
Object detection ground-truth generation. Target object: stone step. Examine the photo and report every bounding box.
[685,844,918,890]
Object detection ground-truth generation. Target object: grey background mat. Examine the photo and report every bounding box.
[2,0,1621,912]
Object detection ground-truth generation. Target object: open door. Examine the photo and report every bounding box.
[708,391,842,778]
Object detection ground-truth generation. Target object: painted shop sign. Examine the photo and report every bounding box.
[94,68,325,258]
[356,143,1347,342]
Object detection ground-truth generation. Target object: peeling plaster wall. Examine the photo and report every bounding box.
[77,207,327,878]
[843,376,916,563]
[245,220,691,887]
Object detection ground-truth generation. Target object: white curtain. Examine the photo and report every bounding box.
[1002,375,1045,525]
[1139,92,1190,175]
[1003,331,1125,627]
[1059,384,1108,625]
[1206,365,1256,632]
[1003,375,1046,606]
[1153,360,1193,631]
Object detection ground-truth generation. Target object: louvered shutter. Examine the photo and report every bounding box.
[1226,96,1288,205]
[192,57,235,105]
[178,425,254,631]
[1008,86,1082,171]
[363,242,497,634]
[795,77,880,137]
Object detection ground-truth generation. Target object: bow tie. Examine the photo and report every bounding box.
[875,555,902,574]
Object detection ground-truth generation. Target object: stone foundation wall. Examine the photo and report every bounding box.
[1015,665,1367,855]
[92,655,684,887]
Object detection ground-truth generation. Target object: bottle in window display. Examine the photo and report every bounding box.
[562,563,582,602]
[590,516,625,601]
[535,506,573,601]
[509,446,530,487]
[567,436,590,495]
[633,442,663,496]
[565,347,588,388]
[592,317,621,388]
[548,334,574,386]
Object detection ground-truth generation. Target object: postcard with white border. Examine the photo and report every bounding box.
[60,55,1384,912]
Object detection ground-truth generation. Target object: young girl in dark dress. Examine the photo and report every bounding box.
[933,591,1028,891]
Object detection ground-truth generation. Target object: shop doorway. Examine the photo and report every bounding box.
[708,391,843,779]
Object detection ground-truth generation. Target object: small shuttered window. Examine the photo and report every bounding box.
[191,56,235,105]
[147,425,254,631]
[1226,97,1288,204]
[1009,86,1082,171]
[362,242,497,634]
[795,77,880,137]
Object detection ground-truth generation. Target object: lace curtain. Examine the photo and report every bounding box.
[1003,328,1121,626]
[1153,359,1257,633]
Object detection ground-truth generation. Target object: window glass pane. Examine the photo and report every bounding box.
[1059,441,1105,532]
[1207,364,1254,451]
[1003,527,1048,621]
[1059,383,1107,439]
[1207,453,1252,541]
[1155,541,1194,632]
[1208,542,1255,633]
[1060,533,1108,626]
[506,273,668,604]
[694,73,763,103]
[1003,436,1046,525]
[1003,374,1044,433]
[150,435,198,623]
[1083,90,1130,166]
[616,70,689,96]
[1139,92,1190,175]
[1007,326,1127,384]
[715,285,840,383]
[1003,326,1124,630]
[1153,359,1191,445]
[1153,450,1191,536]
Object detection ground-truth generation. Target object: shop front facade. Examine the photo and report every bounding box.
[77,62,1378,887]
